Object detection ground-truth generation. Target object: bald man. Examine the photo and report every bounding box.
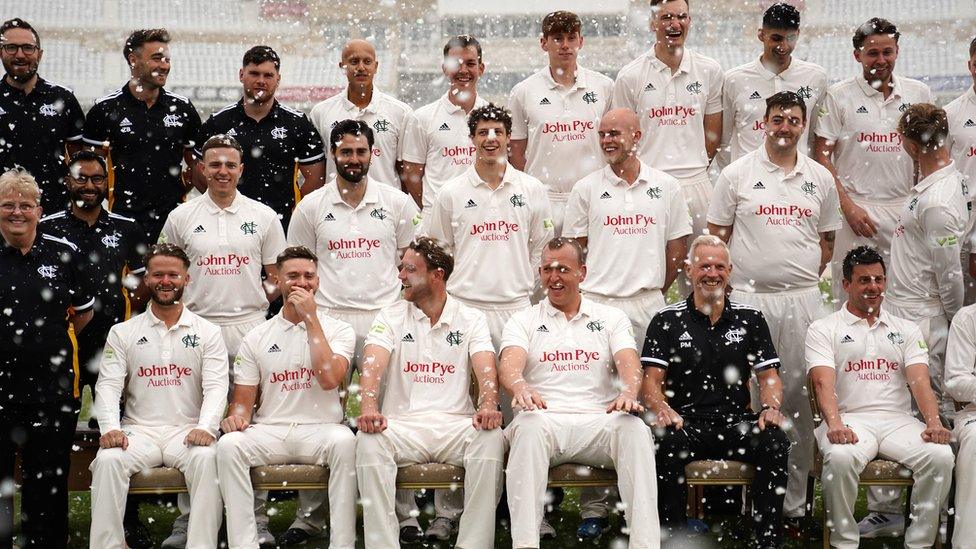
[561,108,691,531]
[309,39,412,189]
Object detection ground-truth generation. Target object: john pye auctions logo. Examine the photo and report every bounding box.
[328,237,382,259]
[469,219,520,241]
[403,360,456,384]
[754,204,814,227]
[604,214,656,235]
[541,349,600,372]
[197,253,251,276]
[271,367,315,392]
[137,364,193,387]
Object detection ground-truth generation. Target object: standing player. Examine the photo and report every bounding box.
[813,18,933,305]
[808,246,953,549]
[197,46,326,230]
[721,3,827,162]
[90,244,227,549]
[0,18,85,212]
[216,246,357,549]
[309,39,412,189]
[82,28,202,242]
[500,237,659,549]
[356,237,505,549]
[944,37,976,303]
[286,120,418,543]
[946,296,976,547]
[508,10,613,234]
[0,169,93,548]
[612,0,723,276]
[707,91,841,528]
[401,35,488,211]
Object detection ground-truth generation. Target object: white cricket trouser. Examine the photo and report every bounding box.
[953,411,976,548]
[89,425,222,549]
[215,423,358,549]
[816,412,953,549]
[675,171,713,296]
[357,415,505,549]
[580,290,666,519]
[829,198,904,307]
[731,286,828,517]
[504,411,660,549]
[216,314,267,370]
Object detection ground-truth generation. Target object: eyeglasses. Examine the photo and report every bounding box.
[0,43,39,55]
[71,175,107,184]
[0,202,38,213]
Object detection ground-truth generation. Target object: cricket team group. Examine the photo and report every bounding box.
[2,1,976,548]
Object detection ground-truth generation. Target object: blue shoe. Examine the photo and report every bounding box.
[687,518,709,534]
[576,517,611,539]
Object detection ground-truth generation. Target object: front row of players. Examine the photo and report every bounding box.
[83,228,960,548]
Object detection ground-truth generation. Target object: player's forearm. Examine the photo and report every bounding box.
[639,370,669,412]
[933,247,964,318]
[819,232,835,275]
[358,358,386,414]
[93,377,125,433]
[812,372,843,428]
[199,360,229,433]
[757,373,783,410]
[907,364,943,425]
[305,316,344,390]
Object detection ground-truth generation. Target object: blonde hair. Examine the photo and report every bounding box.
[0,168,41,203]
[687,234,730,266]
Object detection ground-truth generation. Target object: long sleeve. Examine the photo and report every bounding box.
[946,306,976,404]
[93,326,128,434]
[197,323,229,435]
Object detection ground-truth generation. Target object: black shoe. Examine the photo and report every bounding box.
[279,527,314,546]
[784,516,822,541]
[123,520,154,549]
[400,525,425,544]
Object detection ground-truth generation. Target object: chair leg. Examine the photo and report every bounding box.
[695,485,705,519]
[686,483,696,517]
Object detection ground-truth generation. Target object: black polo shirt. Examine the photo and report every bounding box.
[0,76,85,212]
[0,233,94,404]
[39,209,147,324]
[196,99,325,228]
[82,85,202,233]
[641,295,780,420]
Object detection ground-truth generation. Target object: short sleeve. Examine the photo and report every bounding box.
[400,112,429,164]
[500,310,531,353]
[561,181,590,239]
[705,167,738,226]
[326,317,356,363]
[286,198,316,249]
[63,92,85,141]
[364,308,398,352]
[395,196,421,247]
[903,324,930,367]
[261,214,288,265]
[666,181,693,240]
[296,114,326,164]
[233,334,262,386]
[183,101,203,149]
[608,309,637,354]
[814,89,844,142]
[125,220,149,274]
[509,85,529,140]
[69,250,95,312]
[466,310,495,357]
[611,68,638,110]
[920,202,966,250]
[640,313,670,369]
[705,64,724,115]
[158,213,182,247]
[817,175,843,233]
[804,319,836,372]
[194,115,217,157]
[81,101,111,147]
[749,312,780,371]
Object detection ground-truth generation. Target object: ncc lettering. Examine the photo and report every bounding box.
[197,253,250,276]
[137,364,193,387]
[856,131,903,153]
[442,145,476,166]
[542,120,595,143]
[403,360,456,384]
[648,105,697,127]
[754,204,814,227]
[271,367,315,392]
[469,219,520,241]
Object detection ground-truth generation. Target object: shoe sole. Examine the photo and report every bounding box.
[860,529,904,539]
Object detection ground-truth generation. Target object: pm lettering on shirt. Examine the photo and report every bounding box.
[270,367,315,392]
[541,349,600,372]
[403,360,456,384]
[856,131,904,153]
[648,105,697,126]
[754,204,814,226]
[469,219,520,240]
[137,364,194,387]
[197,253,251,275]
[541,120,595,142]
[604,214,656,235]
[442,146,476,165]
[327,237,383,259]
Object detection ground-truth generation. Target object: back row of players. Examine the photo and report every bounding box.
[3,0,976,547]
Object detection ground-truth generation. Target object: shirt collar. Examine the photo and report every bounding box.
[686,294,734,325]
[966,86,976,106]
[854,74,904,100]
[0,75,47,96]
[339,87,377,114]
[468,163,518,189]
[840,302,891,327]
[439,91,484,114]
[649,49,691,75]
[272,311,308,332]
[147,305,195,329]
[750,56,779,81]
[602,161,654,188]
[542,295,594,320]
[409,295,461,329]
[541,66,589,91]
[326,178,380,207]
[202,191,243,214]
[757,145,806,177]
[914,161,957,194]
[2,231,43,257]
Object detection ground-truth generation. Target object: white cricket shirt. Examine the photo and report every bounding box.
[287,178,420,311]
[365,297,495,419]
[612,48,724,179]
[722,56,828,161]
[234,311,355,425]
[707,146,842,292]
[563,161,691,297]
[502,297,636,414]
[94,306,228,435]
[425,164,553,304]
[805,304,928,415]
[308,87,413,188]
[160,191,286,322]
[401,92,489,211]
[815,75,933,201]
[944,303,976,413]
[945,86,976,182]
[508,66,613,195]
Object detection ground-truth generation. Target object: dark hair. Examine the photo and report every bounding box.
[852,18,899,50]
[898,103,948,151]
[443,34,483,63]
[242,45,280,71]
[124,28,170,62]
[467,103,513,137]
[542,11,582,38]
[842,245,885,281]
[545,237,586,263]
[329,119,375,152]
[67,150,107,175]
[146,243,190,270]
[276,245,318,268]
[201,134,243,159]
[762,3,800,30]
[650,0,689,9]
[407,237,454,281]
[0,18,40,47]
[764,91,807,121]
[970,36,976,57]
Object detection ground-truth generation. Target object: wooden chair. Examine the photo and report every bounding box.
[684,460,756,519]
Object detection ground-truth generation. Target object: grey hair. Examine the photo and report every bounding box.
[0,168,40,202]
[686,234,730,266]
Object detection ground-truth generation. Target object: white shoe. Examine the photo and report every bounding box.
[858,512,904,538]
[540,517,556,539]
[160,525,187,549]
